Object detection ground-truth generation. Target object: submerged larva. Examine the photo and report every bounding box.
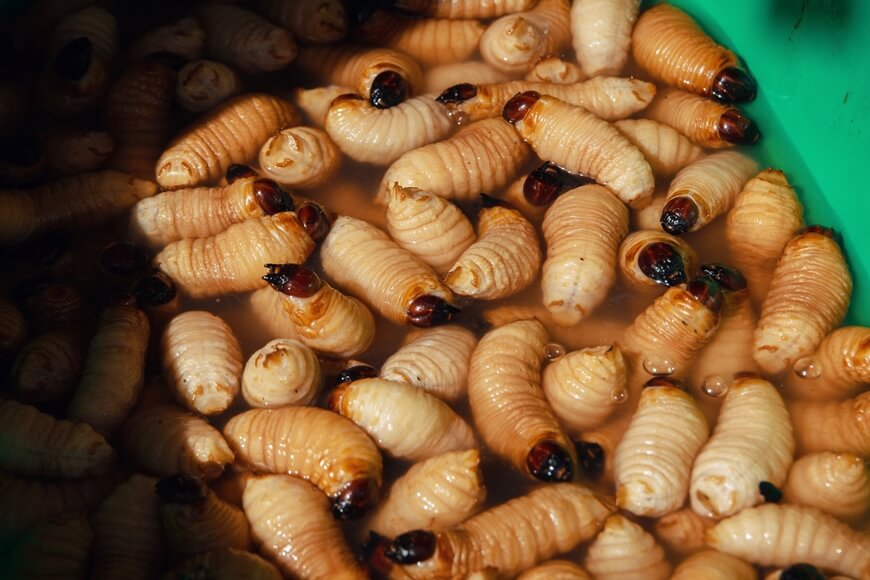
[243,475,367,579]
[469,319,577,482]
[789,391,870,457]
[614,377,709,517]
[614,118,704,179]
[584,514,671,580]
[131,17,205,62]
[479,0,572,75]
[259,126,340,189]
[445,200,542,301]
[153,209,318,299]
[670,550,756,580]
[155,93,300,189]
[505,92,654,207]
[690,375,794,519]
[162,548,282,580]
[380,325,477,403]
[618,230,697,288]
[379,117,531,203]
[644,87,760,148]
[571,0,640,77]
[660,151,757,235]
[195,4,296,74]
[367,449,486,538]
[385,183,475,275]
[66,303,150,436]
[782,326,870,401]
[541,185,628,325]
[320,215,458,328]
[437,77,656,123]
[330,377,476,461]
[176,59,242,114]
[0,513,93,580]
[262,263,376,358]
[325,94,453,165]
[705,503,870,578]
[242,338,322,408]
[256,0,347,45]
[223,406,383,519]
[0,170,157,244]
[162,311,243,415]
[384,484,613,578]
[43,127,115,175]
[783,451,870,522]
[90,474,163,580]
[726,169,804,304]
[632,3,756,103]
[754,227,852,375]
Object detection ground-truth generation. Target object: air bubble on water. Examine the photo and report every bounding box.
[793,357,823,380]
[611,387,629,403]
[701,375,729,398]
[544,342,565,361]
[643,356,677,376]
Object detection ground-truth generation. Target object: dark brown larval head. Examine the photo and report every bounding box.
[523,161,595,207]
[407,295,460,327]
[226,164,258,183]
[336,364,378,386]
[132,271,177,307]
[297,203,331,242]
[332,478,379,519]
[370,70,408,109]
[253,179,294,215]
[98,242,149,276]
[638,242,688,287]
[711,67,757,103]
[660,197,699,235]
[686,276,724,312]
[262,263,322,297]
[718,109,760,145]
[576,440,605,480]
[385,530,436,564]
[526,439,574,482]
[436,83,478,104]
[502,91,541,124]
[699,263,746,292]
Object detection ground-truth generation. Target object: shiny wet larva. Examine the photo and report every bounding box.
[526,439,575,482]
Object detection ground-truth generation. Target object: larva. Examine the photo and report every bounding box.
[325,94,453,165]
[541,185,628,325]
[37,36,109,118]
[131,176,294,248]
[632,193,667,235]
[163,548,282,580]
[517,560,591,580]
[0,513,92,579]
[618,230,698,288]
[0,398,115,479]
[176,60,242,114]
[102,59,175,180]
[379,117,531,204]
[242,338,322,408]
[726,169,804,304]
[505,92,654,207]
[153,209,318,299]
[385,183,475,275]
[424,61,510,95]
[294,85,350,127]
[614,118,704,179]
[479,0,572,75]
[157,474,250,559]
[119,400,235,481]
[223,406,383,518]
[543,345,628,435]
[49,5,118,62]
[259,126,341,189]
[690,375,794,519]
[256,0,347,45]
[788,391,870,456]
[632,3,756,102]
[367,449,486,538]
[670,550,757,580]
[644,87,760,148]
[261,264,375,358]
[243,475,367,579]
[571,0,640,76]
[0,296,27,358]
[614,377,709,518]
[131,17,205,61]
[652,507,715,557]
[660,151,757,235]
[320,215,458,327]
[11,332,85,405]
[384,484,613,578]
[783,451,870,522]
[380,325,477,403]
[518,160,597,209]
[0,170,157,244]
[754,227,852,375]
[501,173,549,224]
[395,0,538,19]
[329,377,477,461]
[155,93,300,189]
[525,56,587,84]
[195,4,296,74]
[66,303,150,436]
[162,311,243,416]
[584,514,671,580]
[40,127,113,175]
[439,76,655,124]
[782,326,870,400]
[247,285,299,342]
[705,503,870,579]
[445,200,542,301]
[90,474,163,580]
[469,319,578,482]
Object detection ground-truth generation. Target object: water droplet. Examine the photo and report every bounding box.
[643,356,676,376]
[610,388,628,403]
[544,342,565,361]
[794,357,822,380]
[701,375,729,398]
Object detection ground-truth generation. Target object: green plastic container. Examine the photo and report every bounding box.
[645,0,870,324]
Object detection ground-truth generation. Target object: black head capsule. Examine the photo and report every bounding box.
[253,179,294,215]
[370,70,408,109]
[759,481,783,503]
[686,276,724,313]
[99,242,149,276]
[262,263,322,298]
[699,263,746,292]
[385,530,437,564]
[155,473,208,504]
[406,295,460,328]
[336,364,378,386]
[526,439,574,482]
[576,440,605,480]
[660,196,699,235]
[711,67,757,104]
[332,478,379,519]
[638,242,687,287]
[226,163,258,183]
[718,109,761,145]
[132,271,177,307]
[780,563,825,580]
[502,90,541,124]
[436,82,478,105]
[297,203,331,242]
[362,531,394,578]
[53,36,93,81]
